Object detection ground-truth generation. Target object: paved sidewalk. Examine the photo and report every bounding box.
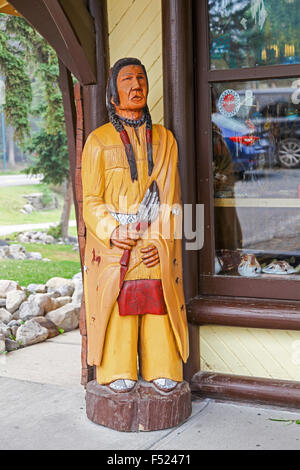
[0,174,43,187]
[0,220,77,236]
[1,330,300,450]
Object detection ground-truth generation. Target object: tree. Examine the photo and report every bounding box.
[0,14,73,238]
[7,126,15,168]
[208,0,300,69]
[0,17,32,145]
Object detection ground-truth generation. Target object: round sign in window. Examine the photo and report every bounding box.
[218,89,241,117]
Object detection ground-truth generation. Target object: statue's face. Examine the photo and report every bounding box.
[114,64,148,111]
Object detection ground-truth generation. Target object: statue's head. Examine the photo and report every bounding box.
[106,57,149,113]
[106,58,153,182]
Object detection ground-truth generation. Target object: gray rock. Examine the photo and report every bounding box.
[27,293,53,314]
[0,243,45,262]
[16,319,49,347]
[11,325,20,338]
[0,308,13,324]
[0,246,9,258]
[72,272,82,281]
[8,245,27,260]
[44,235,55,244]
[46,277,74,294]
[45,304,80,332]
[18,234,30,244]
[72,279,83,308]
[50,296,72,311]
[31,231,43,241]
[49,284,74,297]
[18,301,43,321]
[5,338,20,352]
[27,252,43,260]
[32,317,59,339]
[7,319,22,328]
[23,203,33,214]
[0,334,5,354]
[46,291,61,299]
[0,299,6,308]
[7,320,20,338]
[11,310,20,320]
[6,290,27,313]
[0,320,12,338]
[26,284,47,294]
[0,280,21,298]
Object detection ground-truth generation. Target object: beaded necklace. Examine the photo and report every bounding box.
[118,113,146,128]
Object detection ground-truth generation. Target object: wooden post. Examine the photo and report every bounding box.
[76,0,110,385]
[82,0,110,136]
[58,60,78,225]
[161,0,200,381]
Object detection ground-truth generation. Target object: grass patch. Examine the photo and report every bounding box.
[0,259,81,285]
[0,170,23,175]
[0,184,75,225]
[68,225,78,237]
[0,241,81,285]
[21,242,80,262]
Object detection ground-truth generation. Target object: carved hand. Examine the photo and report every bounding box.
[140,244,160,267]
[110,224,139,250]
[110,221,150,250]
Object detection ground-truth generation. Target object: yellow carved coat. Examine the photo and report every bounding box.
[81,122,188,366]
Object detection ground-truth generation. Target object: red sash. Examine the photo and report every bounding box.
[117,279,167,316]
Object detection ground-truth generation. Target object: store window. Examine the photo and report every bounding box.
[209,0,300,70]
[195,0,300,299]
[212,78,300,279]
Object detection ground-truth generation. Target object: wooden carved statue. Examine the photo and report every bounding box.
[81,57,189,408]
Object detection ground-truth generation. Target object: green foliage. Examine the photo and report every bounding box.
[0,14,69,185]
[269,418,300,425]
[25,130,69,185]
[209,0,300,68]
[0,259,80,285]
[0,16,32,145]
[40,184,54,207]
[47,223,63,240]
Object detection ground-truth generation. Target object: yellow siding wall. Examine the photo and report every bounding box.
[107,0,163,124]
[200,325,300,381]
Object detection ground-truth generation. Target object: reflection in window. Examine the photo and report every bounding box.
[212,78,300,278]
[209,0,300,70]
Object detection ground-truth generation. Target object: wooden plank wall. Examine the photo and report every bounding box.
[107,0,163,124]
[200,325,300,381]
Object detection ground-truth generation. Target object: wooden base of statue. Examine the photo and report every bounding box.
[86,379,192,432]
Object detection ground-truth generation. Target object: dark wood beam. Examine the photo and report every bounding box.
[77,0,109,386]
[162,0,199,385]
[161,0,198,302]
[199,275,300,301]
[57,59,79,234]
[183,323,200,382]
[9,0,96,84]
[82,0,109,136]
[208,63,300,83]
[193,0,215,277]
[188,295,300,330]
[191,372,300,409]
[42,0,96,84]
[59,0,96,77]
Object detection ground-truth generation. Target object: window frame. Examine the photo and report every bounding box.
[194,0,300,302]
